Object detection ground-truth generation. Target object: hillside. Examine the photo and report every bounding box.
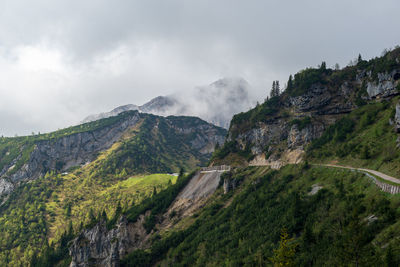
[0,111,226,266]
[3,47,400,267]
[34,47,399,267]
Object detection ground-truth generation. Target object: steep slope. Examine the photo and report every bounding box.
[213,47,400,169]
[121,165,400,266]
[0,111,226,200]
[9,47,400,267]
[0,112,226,266]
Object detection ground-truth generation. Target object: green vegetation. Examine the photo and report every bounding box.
[230,96,281,136]
[289,116,312,130]
[287,65,332,97]
[31,171,194,267]
[308,98,400,177]
[0,168,177,266]
[122,165,400,266]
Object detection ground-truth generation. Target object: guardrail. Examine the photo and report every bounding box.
[200,165,231,173]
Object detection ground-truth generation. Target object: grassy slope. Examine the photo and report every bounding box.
[307,97,400,178]
[0,165,176,266]
[123,165,400,266]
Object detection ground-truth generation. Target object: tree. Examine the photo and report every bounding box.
[358,54,363,63]
[287,75,293,91]
[152,186,157,196]
[270,228,297,267]
[101,210,108,222]
[270,80,281,98]
[334,63,340,70]
[320,61,326,71]
[115,201,122,217]
[178,167,185,179]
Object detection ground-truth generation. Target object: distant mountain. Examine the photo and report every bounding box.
[81,77,253,128]
[81,104,139,123]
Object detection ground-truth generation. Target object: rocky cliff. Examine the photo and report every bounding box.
[220,49,400,167]
[0,111,227,199]
[68,167,229,267]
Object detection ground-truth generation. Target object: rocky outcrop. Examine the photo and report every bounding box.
[0,112,227,198]
[7,113,142,184]
[0,178,13,196]
[287,123,325,149]
[366,71,400,98]
[289,84,332,112]
[70,167,230,266]
[395,102,400,133]
[235,119,289,155]
[69,215,150,267]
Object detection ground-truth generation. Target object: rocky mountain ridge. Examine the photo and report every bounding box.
[0,111,226,199]
[82,77,253,129]
[220,49,400,168]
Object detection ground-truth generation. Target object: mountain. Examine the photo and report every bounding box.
[81,104,139,123]
[0,111,227,266]
[61,47,400,266]
[81,77,253,128]
[3,47,400,267]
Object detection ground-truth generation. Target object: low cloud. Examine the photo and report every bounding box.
[0,0,400,135]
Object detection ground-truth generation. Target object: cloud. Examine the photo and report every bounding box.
[0,0,400,135]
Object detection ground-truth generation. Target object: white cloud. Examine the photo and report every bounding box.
[0,0,399,135]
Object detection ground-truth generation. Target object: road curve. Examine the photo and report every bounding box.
[316,164,400,185]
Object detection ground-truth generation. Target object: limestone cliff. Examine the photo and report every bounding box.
[0,112,227,198]
[222,51,400,167]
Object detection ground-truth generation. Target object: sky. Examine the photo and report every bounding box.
[0,0,400,136]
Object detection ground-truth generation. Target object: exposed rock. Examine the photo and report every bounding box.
[234,119,289,155]
[82,104,139,124]
[364,215,378,224]
[287,123,325,149]
[0,112,226,198]
[0,178,13,196]
[366,71,400,98]
[81,77,253,129]
[69,215,150,267]
[308,184,323,195]
[395,102,400,133]
[70,167,230,266]
[289,84,332,112]
[223,176,238,194]
[7,113,142,184]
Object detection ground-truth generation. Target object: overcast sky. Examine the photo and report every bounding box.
[0,0,399,136]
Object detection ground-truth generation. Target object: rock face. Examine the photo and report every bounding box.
[227,69,400,166]
[69,167,230,267]
[395,102,400,133]
[82,104,139,123]
[366,71,400,98]
[69,215,150,267]
[0,112,227,198]
[9,113,141,184]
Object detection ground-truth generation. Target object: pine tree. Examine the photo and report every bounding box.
[270,81,276,98]
[269,228,297,267]
[275,81,280,96]
[153,186,157,196]
[115,201,122,217]
[101,210,107,222]
[358,54,362,63]
[287,75,293,91]
[320,61,326,70]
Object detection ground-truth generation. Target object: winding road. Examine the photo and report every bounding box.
[316,164,400,185]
